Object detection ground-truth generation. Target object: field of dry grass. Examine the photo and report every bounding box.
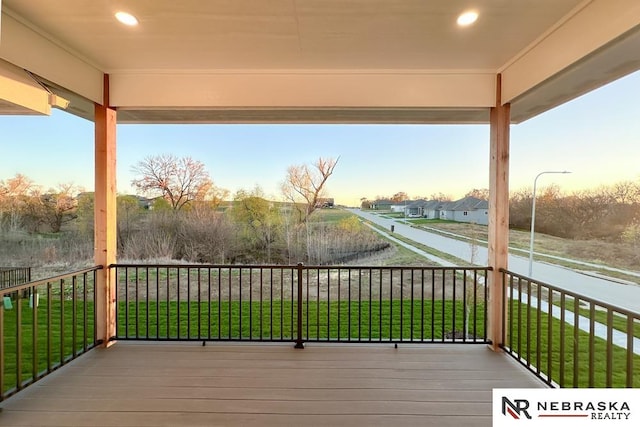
[411,221,639,273]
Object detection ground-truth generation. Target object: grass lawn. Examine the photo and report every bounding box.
[507,301,640,388]
[116,299,486,342]
[4,296,638,395]
[1,298,96,396]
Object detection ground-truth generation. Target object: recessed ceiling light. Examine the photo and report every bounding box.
[457,11,478,27]
[115,11,139,26]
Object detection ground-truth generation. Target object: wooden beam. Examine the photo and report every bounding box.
[487,74,510,352]
[94,74,117,345]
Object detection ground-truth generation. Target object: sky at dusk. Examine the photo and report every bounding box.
[1,71,639,207]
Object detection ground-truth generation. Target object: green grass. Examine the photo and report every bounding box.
[309,208,355,223]
[5,294,639,394]
[116,299,486,342]
[2,298,96,395]
[507,301,640,388]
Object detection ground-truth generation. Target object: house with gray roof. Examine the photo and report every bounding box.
[439,196,489,225]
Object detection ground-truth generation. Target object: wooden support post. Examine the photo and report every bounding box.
[488,74,510,352]
[94,74,117,346]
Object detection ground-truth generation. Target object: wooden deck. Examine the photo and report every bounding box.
[0,342,545,426]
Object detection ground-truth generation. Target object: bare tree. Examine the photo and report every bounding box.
[391,192,409,203]
[281,157,339,224]
[465,188,490,200]
[131,154,216,211]
[41,183,81,233]
[429,192,453,201]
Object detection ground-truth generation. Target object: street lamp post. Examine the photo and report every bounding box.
[528,170,571,277]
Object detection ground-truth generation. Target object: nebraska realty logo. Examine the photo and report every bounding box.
[493,389,640,426]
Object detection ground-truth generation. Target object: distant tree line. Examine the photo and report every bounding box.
[510,181,640,242]
[1,155,388,266]
[362,182,640,242]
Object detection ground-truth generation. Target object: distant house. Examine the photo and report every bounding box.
[439,196,489,225]
[315,197,335,208]
[370,199,393,211]
[422,200,446,219]
[404,199,429,217]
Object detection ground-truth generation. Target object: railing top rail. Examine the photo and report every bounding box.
[111,263,492,271]
[0,265,103,296]
[499,268,640,318]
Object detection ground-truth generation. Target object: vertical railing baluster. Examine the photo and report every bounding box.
[47,283,52,372]
[146,267,150,339]
[379,269,383,342]
[389,269,393,341]
[358,268,362,341]
[166,267,170,339]
[452,269,456,342]
[431,269,435,342]
[317,268,320,341]
[238,267,242,341]
[547,289,553,385]
[626,315,634,388]
[462,270,466,343]
[559,292,566,387]
[259,268,264,341]
[135,267,139,339]
[247,268,252,341]
[348,269,352,342]
[269,268,273,341]
[410,269,414,342]
[536,281,542,375]
[208,268,212,341]
[59,279,65,365]
[228,268,232,340]
[517,277,522,359]
[218,267,222,340]
[16,286,23,389]
[280,268,282,340]
[72,276,77,357]
[573,297,580,387]
[156,267,160,339]
[483,269,488,342]
[124,267,129,339]
[526,280,532,365]
[187,268,191,339]
[441,269,445,342]
[589,302,595,387]
[83,272,88,352]
[472,270,477,342]
[421,269,425,342]
[32,285,39,381]
[606,309,613,387]
[306,268,310,340]
[368,268,372,342]
[400,268,404,342]
[327,269,331,341]
[198,268,202,340]
[338,268,341,341]
[295,263,304,348]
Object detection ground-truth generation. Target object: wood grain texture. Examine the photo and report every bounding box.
[0,343,545,426]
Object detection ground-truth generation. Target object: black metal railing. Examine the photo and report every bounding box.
[0,267,31,290]
[112,264,490,346]
[500,269,640,388]
[0,267,101,401]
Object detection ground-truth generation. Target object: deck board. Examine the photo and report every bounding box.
[0,342,545,426]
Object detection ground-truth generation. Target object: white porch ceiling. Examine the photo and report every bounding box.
[1,0,639,124]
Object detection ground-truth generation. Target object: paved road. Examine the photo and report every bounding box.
[350,209,640,314]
